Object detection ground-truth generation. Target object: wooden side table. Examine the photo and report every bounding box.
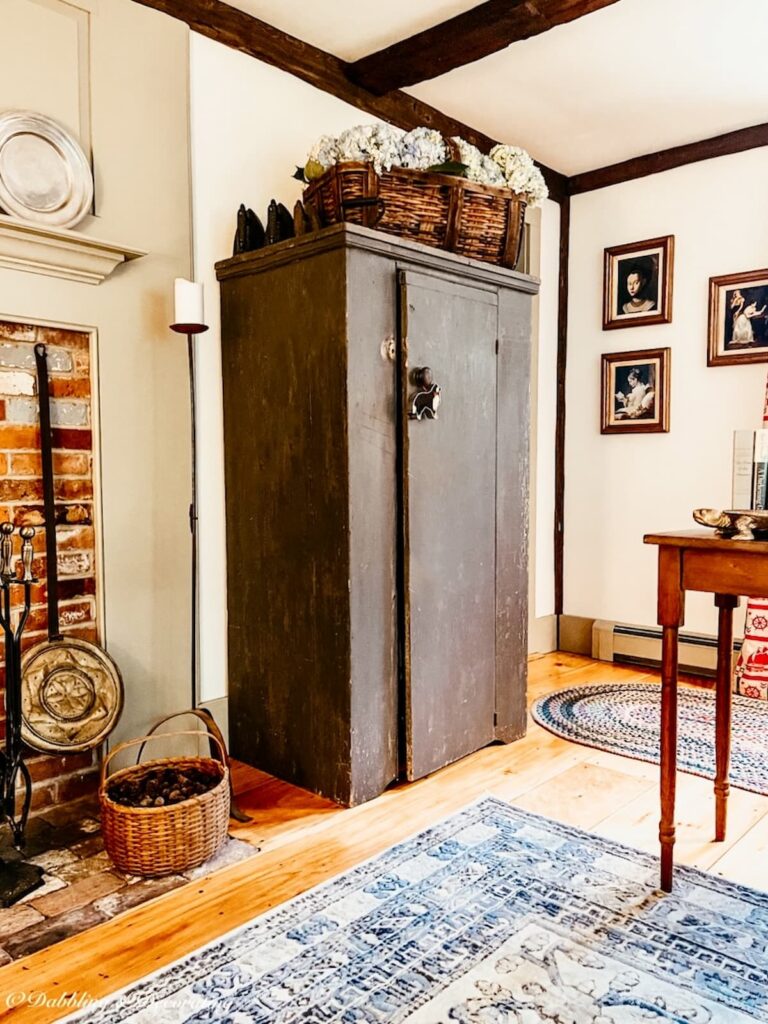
[644,530,768,891]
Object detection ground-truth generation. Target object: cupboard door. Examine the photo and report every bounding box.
[399,269,498,781]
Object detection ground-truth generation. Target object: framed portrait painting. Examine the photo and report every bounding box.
[708,268,768,366]
[601,348,670,434]
[603,235,674,330]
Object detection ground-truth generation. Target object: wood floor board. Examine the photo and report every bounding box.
[512,761,654,829]
[593,769,768,871]
[2,652,767,1023]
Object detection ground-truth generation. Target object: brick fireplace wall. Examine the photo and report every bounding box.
[0,320,101,815]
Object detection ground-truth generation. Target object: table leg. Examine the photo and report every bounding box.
[659,623,679,892]
[714,594,738,842]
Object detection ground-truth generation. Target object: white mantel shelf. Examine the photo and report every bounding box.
[0,216,146,285]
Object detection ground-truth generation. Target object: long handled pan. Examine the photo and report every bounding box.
[20,343,124,753]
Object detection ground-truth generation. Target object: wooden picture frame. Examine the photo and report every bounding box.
[708,268,768,366]
[601,348,671,434]
[603,235,674,330]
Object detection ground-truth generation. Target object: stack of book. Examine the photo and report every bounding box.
[733,430,768,509]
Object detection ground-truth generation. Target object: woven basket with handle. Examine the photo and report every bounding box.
[303,161,527,269]
[100,729,230,877]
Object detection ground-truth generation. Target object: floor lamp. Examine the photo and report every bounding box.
[171,278,208,709]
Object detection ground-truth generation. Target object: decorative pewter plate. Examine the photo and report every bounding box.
[21,637,123,753]
[693,507,768,540]
[0,111,93,228]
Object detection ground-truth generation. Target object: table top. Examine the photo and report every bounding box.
[644,529,768,554]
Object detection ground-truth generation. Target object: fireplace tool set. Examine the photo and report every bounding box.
[0,523,39,848]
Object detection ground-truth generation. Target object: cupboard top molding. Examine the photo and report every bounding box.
[215,223,540,295]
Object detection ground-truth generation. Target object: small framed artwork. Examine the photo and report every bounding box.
[601,348,670,434]
[603,235,674,330]
[708,268,768,366]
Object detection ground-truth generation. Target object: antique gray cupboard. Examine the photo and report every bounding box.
[216,223,537,806]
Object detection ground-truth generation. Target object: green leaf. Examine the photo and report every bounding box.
[427,160,469,178]
[292,165,308,183]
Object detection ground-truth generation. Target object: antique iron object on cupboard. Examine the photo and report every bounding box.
[216,223,537,806]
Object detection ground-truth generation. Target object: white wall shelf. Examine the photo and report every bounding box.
[0,215,145,285]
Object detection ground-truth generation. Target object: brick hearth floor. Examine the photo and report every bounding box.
[0,796,257,963]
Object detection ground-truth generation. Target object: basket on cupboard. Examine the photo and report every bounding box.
[303,160,527,270]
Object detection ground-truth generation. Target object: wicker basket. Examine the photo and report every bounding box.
[303,161,526,269]
[100,730,230,877]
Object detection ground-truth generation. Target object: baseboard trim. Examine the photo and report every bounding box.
[557,614,594,656]
[529,614,558,655]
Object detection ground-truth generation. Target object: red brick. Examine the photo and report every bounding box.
[58,577,96,600]
[0,321,36,341]
[55,452,89,476]
[9,452,39,476]
[55,767,100,805]
[25,751,95,784]
[56,479,93,501]
[0,424,40,449]
[52,428,91,451]
[49,378,90,399]
[0,478,43,501]
[58,599,95,629]
[37,327,90,350]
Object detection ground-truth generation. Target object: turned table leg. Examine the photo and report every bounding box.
[659,624,679,892]
[657,546,684,893]
[714,594,739,842]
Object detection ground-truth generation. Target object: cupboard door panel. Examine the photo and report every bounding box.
[399,269,498,781]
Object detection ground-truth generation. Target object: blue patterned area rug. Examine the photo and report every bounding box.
[65,797,768,1023]
[532,682,768,796]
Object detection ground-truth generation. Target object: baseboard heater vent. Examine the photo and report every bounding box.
[592,620,742,677]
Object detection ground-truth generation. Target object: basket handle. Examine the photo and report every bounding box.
[137,708,229,768]
[101,730,226,787]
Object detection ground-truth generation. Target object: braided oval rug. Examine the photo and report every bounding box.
[532,682,768,795]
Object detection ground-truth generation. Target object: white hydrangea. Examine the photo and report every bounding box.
[451,138,507,187]
[490,144,549,206]
[399,127,447,170]
[336,124,405,175]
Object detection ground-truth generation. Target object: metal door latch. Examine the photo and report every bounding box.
[409,367,441,420]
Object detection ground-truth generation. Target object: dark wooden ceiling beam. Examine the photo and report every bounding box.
[346,0,621,95]
[569,122,768,195]
[130,0,568,203]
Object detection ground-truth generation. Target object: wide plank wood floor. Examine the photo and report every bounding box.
[2,652,767,1021]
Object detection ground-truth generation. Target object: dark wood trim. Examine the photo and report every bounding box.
[347,0,620,96]
[130,0,568,203]
[569,122,768,195]
[554,195,569,619]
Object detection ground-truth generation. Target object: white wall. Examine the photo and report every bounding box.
[565,147,768,635]
[190,33,559,699]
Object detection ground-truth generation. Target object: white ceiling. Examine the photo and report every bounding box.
[227,0,768,176]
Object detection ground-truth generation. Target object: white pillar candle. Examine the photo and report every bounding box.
[174,278,205,328]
